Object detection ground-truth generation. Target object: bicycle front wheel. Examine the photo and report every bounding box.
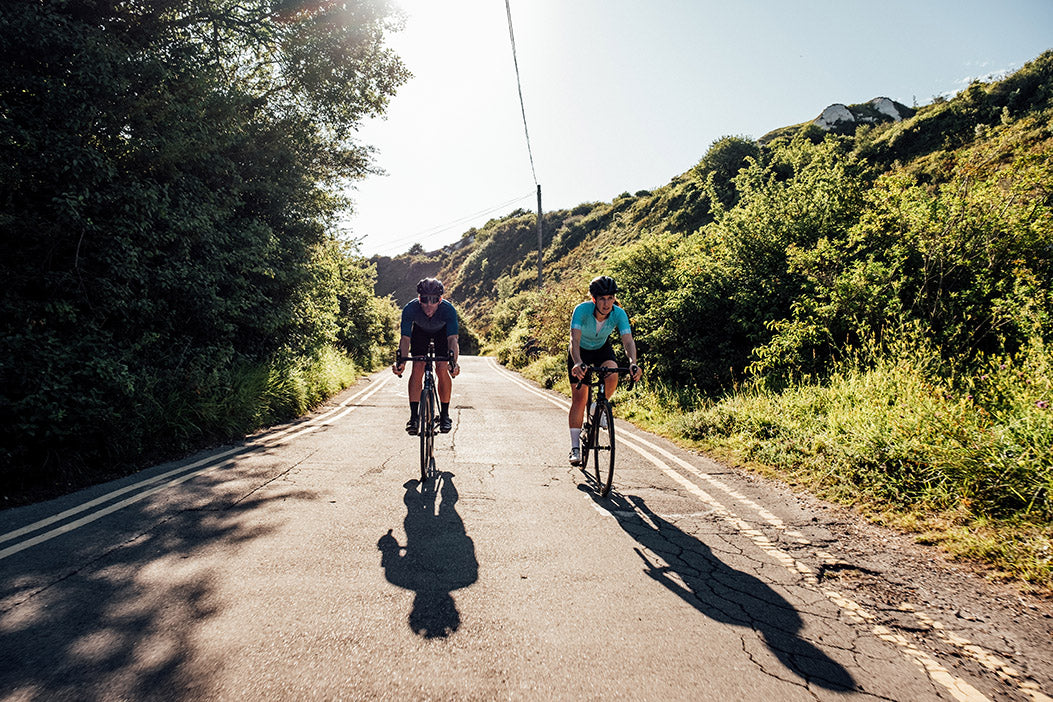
[419,387,434,482]
[591,401,616,496]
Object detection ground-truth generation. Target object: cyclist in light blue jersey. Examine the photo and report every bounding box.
[567,275,642,466]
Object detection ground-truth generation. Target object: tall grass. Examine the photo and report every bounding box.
[1,345,367,506]
[155,345,362,453]
[214,345,361,434]
[525,343,1053,590]
[671,345,1052,520]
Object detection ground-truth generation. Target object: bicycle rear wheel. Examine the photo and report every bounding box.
[591,401,616,496]
[419,386,434,482]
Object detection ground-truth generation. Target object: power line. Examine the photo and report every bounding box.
[504,0,537,186]
[366,191,537,255]
[505,0,544,290]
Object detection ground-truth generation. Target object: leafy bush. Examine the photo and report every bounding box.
[693,135,763,210]
[0,0,407,494]
[753,115,1053,383]
[670,339,1053,583]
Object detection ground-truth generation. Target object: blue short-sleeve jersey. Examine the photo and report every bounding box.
[570,302,631,350]
[400,299,459,338]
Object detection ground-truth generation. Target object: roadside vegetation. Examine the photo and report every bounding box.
[0,0,406,501]
[3,0,1050,592]
[378,52,1053,591]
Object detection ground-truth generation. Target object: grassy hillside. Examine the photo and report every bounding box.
[375,50,1053,591]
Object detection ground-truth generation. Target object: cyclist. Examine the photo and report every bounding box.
[568,275,642,466]
[392,278,461,434]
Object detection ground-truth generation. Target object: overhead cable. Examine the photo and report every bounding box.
[368,191,537,255]
[504,0,538,186]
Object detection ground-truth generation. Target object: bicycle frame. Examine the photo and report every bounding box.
[576,366,633,497]
[397,341,453,482]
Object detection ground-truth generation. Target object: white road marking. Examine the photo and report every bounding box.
[489,358,997,702]
[0,375,392,561]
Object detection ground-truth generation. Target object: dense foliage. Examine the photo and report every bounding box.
[0,0,406,494]
[379,52,1053,585]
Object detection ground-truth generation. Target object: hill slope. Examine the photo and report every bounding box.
[372,50,1053,589]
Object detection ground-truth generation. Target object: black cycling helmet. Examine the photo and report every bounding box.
[416,277,445,296]
[589,275,619,298]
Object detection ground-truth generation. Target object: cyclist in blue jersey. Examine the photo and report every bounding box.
[392,278,461,434]
[567,275,642,465]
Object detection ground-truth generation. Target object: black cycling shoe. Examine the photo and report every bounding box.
[406,418,418,435]
[439,415,453,433]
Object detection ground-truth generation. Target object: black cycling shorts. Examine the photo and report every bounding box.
[567,340,617,385]
[410,326,449,358]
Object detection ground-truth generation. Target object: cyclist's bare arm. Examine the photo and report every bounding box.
[446,335,461,377]
[620,332,643,381]
[392,335,411,375]
[569,329,586,380]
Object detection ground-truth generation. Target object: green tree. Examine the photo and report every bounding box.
[693,135,762,210]
[0,0,408,488]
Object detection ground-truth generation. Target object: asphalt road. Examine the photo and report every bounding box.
[1,356,1050,701]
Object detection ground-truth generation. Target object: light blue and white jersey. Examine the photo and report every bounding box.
[570,302,631,350]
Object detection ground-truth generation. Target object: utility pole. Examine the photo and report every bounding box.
[536,183,543,290]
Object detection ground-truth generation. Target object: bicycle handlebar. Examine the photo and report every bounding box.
[574,365,637,390]
[396,353,454,364]
[393,352,455,378]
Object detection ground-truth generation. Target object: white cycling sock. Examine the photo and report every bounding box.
[570,428,581,449]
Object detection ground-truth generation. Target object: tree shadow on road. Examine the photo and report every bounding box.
[378,472,478,639]
[0,451,316,701]
[590,489,857,692]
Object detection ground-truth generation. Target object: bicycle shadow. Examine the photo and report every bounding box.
[378,472,478,639]
[589,489,857,692]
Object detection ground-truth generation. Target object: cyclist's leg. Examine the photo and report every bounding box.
[567,349,590,428]
[567,350,589,465]
[405,329,428,433]
[602,360,618,401]
[430,331,454,432]
[595,340,619,399]
[429,330,451,401]
[569,383,588,428]
[407,363,424,401]
[407,328,431,402]
[436,365,451,402]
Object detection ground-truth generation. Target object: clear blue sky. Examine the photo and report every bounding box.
[342,0,1053,257]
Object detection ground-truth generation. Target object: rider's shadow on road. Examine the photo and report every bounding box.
[592,490,857,692]
[378,473,478,639]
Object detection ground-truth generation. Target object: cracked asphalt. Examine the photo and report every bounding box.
[0,356,1050,701]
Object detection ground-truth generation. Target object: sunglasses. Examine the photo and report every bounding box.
[419,295,441,304]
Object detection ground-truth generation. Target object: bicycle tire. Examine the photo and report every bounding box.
[592,401,615,496]
[419,386,434,482]
[579,416,592,472]
[426,407,435,479]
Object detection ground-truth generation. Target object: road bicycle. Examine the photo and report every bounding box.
[577,366,633,497]
[396,341,452,483]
